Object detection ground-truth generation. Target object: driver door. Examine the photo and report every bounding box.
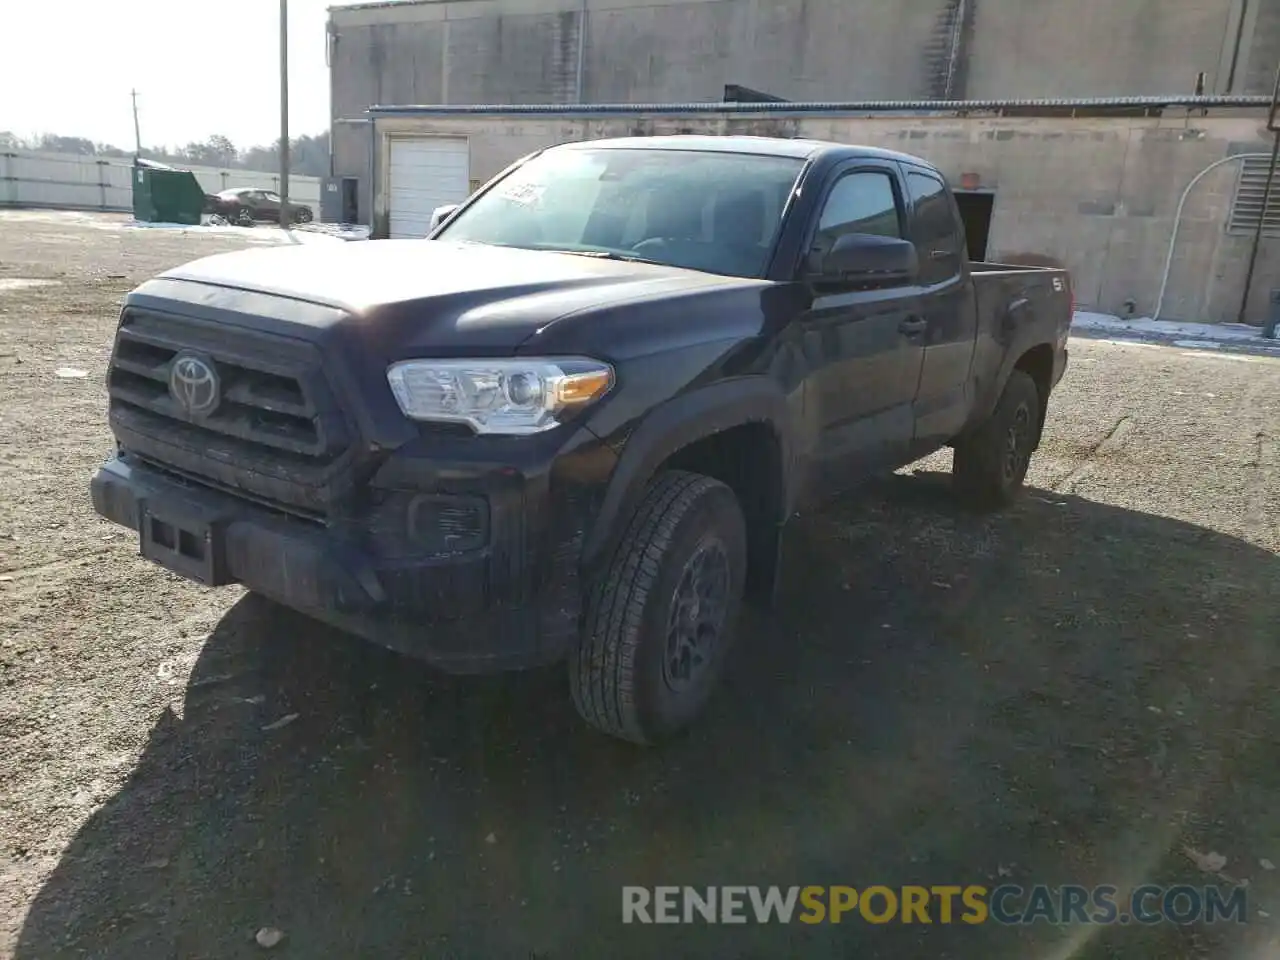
[256,191,281,220]
[799,164,927,498]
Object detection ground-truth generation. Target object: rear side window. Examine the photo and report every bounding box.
[907,170,963,284]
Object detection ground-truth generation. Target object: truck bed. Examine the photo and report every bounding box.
[970,260,1072,320]
[966,260,1074,424]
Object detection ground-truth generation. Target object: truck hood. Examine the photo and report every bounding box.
[155,239,761,353]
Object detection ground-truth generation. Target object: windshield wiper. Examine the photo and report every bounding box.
[541,249,667,266]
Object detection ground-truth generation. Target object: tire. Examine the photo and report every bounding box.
[953,369,1041,509]
[570,470,748,745]
[296,208,313,224]
[235,207,254,227]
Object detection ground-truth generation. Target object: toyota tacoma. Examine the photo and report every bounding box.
[91,136,1072,744]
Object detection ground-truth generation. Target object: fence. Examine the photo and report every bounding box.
[0,149,322,215]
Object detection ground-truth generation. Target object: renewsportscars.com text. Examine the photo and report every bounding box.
[622,885,1247,925]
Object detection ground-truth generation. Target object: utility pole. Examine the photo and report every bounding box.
[279,0,291,230]
[130,89,142,158]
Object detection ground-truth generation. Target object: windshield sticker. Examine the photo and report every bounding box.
[497,182,547,207]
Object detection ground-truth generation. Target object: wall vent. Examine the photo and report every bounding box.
[1228,155,1280,236]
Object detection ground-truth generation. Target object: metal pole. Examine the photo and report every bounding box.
[279,0,290,230]
[574,0,587,103]
[1238,129,1279,323]
[131,89,142,158]
[1239,61,1280,324]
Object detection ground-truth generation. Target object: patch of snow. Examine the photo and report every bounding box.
[13,212,352,246]
[0,209,368,243]
[1072,311,1280,356]
[117,219,349,245]
[0,210,110,225]
[55,366,88,379]
[260,227,355,245]
[119,220,205,231]
[0,278,60,292]
[293,222,371,242]
[1178,351,1270,363]
[1073,312,1273,343]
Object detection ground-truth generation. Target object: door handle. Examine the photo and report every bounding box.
[899,316,929,337]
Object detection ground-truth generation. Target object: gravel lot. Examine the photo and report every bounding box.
[1,211,1278,959]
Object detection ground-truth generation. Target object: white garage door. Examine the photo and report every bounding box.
[388,137,470,239]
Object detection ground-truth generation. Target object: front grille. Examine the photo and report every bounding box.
[107,308,356,517]
[111,337,319,455]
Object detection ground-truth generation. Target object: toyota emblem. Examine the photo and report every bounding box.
[169,353,221,417]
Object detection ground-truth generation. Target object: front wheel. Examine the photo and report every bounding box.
[570,471,747,745]
[952,370,1041,509]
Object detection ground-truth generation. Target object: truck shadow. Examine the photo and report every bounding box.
[15,477,1280,959]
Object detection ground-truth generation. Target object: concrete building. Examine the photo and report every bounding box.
[327,0,1280,322]
[328,0,1276,109]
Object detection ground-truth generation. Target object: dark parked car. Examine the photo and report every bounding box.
[204,187,313,225]
[91,136,1072,744]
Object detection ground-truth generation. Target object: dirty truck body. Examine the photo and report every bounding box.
[91,136,1071,743]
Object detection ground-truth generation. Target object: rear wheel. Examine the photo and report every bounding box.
[570,471,747,745]
[952,370,1041,509]
[235,206,254,227]
[296,208,313,224]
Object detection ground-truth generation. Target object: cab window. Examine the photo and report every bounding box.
[815,170,904,245]
[907,170,964,284]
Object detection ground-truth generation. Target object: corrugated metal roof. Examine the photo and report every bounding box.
[368,95,1271,117]
[329,0,442,12]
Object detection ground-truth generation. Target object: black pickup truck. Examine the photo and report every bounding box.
[91,136,1071,744]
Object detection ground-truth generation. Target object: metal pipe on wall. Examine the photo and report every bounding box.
[1152,152,1269,320]
[1238,131,1280,323]
[368,119,377,234]
[1225,0,1250,92]
[574,0,587,103]
[1237,61,1280,323]
[942,0,969,99]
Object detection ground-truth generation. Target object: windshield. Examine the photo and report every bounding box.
[436,147,805,278]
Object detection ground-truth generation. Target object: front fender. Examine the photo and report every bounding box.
[580,377,795,571]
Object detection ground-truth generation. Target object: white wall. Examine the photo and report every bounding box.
[0,150,322,214]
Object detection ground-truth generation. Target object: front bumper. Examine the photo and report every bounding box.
[90,455,586,673]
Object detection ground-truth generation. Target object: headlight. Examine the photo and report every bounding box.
[386,357,614,435]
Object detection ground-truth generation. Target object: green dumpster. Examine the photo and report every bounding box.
[132,159,205,225]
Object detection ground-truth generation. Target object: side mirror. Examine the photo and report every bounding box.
[428,204,460,234]
[810,233,919,286]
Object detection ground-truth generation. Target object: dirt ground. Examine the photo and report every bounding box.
[1,210,1278,960]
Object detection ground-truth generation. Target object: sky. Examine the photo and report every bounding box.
[0,0,376,151]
